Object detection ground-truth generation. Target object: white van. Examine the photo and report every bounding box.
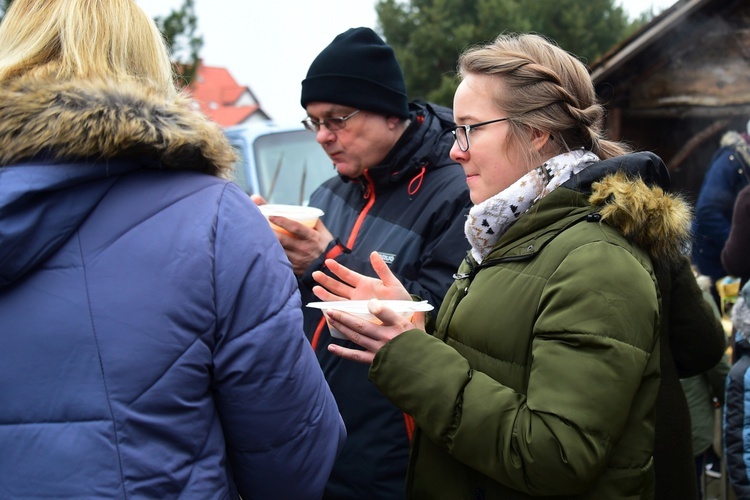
[224,122,335,205]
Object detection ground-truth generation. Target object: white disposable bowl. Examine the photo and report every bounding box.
[306,300,434,339]
[258,204,324,235]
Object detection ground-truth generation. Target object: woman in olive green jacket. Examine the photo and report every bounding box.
[313,33,694,499]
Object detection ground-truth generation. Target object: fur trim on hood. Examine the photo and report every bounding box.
[0,76,236,177]
[589,170,693,267]
[720,130,750,168]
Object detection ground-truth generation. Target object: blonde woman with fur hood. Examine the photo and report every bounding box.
[308,33,724,499]
[0,1,345,498]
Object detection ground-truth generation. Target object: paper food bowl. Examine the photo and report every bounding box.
[306,300,434,339]
[258,204,324,235]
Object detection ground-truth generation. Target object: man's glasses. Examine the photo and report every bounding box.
[302,109,361,133]
[452,117,510,152]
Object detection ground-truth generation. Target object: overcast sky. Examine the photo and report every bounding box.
[137,0,677,126]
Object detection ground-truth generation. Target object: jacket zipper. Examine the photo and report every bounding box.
[311,171,376,351]
[311,170,417,442]
[453,213,598,287]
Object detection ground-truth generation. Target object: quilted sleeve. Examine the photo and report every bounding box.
[725,359,750,499]
[211,183,345,499]
[370,240,659,496]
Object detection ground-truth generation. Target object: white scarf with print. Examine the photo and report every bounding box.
[465,149,600,263]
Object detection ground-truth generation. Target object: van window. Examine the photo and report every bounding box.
[253,130,334,205]
[230,145,250,190]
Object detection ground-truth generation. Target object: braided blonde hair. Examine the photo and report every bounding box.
[458,33,630,167]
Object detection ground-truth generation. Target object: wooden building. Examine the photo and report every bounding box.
[591,0,750,201]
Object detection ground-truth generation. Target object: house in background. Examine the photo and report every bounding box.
[185,62,271,127]
[591,0,750,201]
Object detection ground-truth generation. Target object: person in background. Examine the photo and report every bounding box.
[313,33,698,498]
[724,282,750,499]
[680,271,731,499]
[692,123,750,304]
[722,183,750,286]
[255,27,471,498]
[0,1,345,499]
[682,355,731,498]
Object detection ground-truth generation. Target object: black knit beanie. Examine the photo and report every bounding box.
[301,27,409,119]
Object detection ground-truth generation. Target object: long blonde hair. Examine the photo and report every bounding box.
[458,33,630,167]
[0,0,175,96]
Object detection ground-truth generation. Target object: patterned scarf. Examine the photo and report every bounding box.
[465,149,600,263]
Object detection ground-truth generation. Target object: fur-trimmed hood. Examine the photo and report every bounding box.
[590,172,692,266]
[568,152,692,267]
[720,130,750,169]
[0,77,237,286]
[0,77,236,174]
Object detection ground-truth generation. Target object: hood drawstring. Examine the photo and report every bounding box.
[361,170,373,199]
[408,165,426,196]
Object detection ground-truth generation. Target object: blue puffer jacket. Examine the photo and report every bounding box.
[725,283,750,500]
[0,77,345,499]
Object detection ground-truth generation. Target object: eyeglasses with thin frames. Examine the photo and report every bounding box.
[302,109,362,133]
[452,117,510,152]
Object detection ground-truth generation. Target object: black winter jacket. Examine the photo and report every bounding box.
[300,101,471,499]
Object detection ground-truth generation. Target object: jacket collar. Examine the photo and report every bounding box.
[0,76,236,176]
[478,152,691,268]
[339,102,456,189]
[0,76,237,287]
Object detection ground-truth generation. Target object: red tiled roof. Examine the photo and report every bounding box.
[190,65,246,106]
[184,62,268,127]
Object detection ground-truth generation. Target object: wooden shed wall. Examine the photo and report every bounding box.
[595,0,750,202]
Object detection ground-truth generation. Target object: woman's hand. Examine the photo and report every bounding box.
[312,251,411,302]
[325,299,423,364]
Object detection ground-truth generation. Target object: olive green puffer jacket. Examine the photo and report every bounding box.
[369,153,692,499]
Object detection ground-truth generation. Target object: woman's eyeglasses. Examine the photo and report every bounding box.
[302,110,361,133]
[452,117,510,152]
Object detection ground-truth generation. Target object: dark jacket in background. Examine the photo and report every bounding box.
[653,258,727,500]
[722,183,750,286]
[299,101,472,499]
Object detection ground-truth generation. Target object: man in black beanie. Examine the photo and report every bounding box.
[255,27,471,499]
[300,27,410,122]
